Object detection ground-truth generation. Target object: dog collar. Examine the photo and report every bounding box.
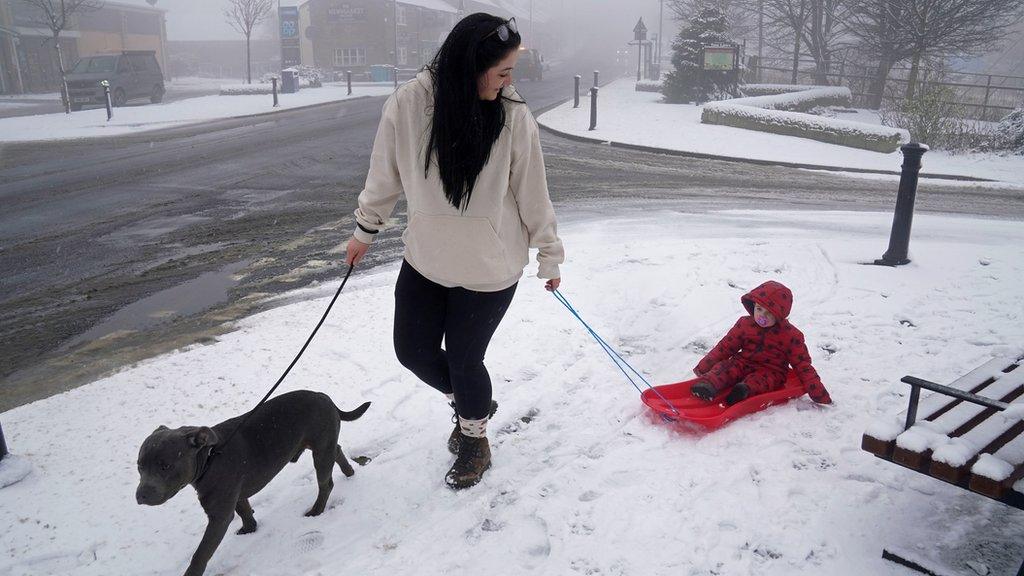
[191,444,215,485]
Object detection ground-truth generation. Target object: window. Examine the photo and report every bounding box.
[396,5,407,26]
[334,48,366,66]
[128,54,157,73]
[398,47,408,66]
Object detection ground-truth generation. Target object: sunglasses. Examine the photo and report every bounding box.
[484,17,518,42]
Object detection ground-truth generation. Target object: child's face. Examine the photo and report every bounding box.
[753,303,776,328]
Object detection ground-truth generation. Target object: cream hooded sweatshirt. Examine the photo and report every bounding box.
[352,71,564,292]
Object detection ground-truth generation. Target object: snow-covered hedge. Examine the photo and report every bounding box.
[219,79,317,96]
[702,86,909,153]
[995,108,1024,154]
[635,80,663,93]
[740,83,814,97]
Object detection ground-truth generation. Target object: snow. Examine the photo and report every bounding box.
[399,0,458,13]
[538,79,1024,186]
[3,209,1024,575]
[972,454,1014,482]
[0,455,32,489]
[713,86,853,112]
[0,85,395,143]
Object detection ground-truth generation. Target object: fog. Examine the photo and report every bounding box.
[130,0,676,63]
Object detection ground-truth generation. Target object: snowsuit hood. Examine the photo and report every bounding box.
[742,281,793,322]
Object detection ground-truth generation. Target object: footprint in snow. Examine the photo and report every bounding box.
[293,530,325,554]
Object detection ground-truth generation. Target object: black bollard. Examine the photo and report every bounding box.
[347,70,352,96]
[589,86,599,131]
[574,75,581,109]
[875,143,929,266]
[594,70,600,87]
[102,80,113,121]
[272,77,279,107]
[1,421,8,461]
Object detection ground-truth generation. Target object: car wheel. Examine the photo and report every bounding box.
[113,88,127,107]
[150,84,164,104]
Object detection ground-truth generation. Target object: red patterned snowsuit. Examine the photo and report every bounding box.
[694,281,832,404]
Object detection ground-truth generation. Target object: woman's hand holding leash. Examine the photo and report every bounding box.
[346,237,370,266]
[545,278,561,292]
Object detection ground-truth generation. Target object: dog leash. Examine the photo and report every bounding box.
[209,264,356,459]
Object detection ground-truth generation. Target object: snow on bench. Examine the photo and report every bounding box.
[862,354,1024,507]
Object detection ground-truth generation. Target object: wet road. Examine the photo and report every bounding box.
[2,61,1023,411]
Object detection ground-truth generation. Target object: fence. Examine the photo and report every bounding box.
[746,57,1024,121]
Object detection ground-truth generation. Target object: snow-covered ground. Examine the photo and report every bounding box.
[0,84,395,143]
[2,209,1023,575]
[538,79,1024,187]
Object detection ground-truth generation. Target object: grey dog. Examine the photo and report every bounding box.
[136,390,370,576]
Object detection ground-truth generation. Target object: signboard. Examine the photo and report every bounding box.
[280,7,299,43]
[633,18,647,41]
[327,3,368,24]
[702,46,737,71]
[280,7,300,68]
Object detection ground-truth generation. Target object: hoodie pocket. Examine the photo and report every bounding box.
[405,211,513,286]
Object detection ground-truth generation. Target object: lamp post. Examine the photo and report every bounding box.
[393,0,399,89]
[657,0,663,68]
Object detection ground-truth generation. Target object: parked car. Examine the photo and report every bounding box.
[65,51,165,111]
[518,48,544,81]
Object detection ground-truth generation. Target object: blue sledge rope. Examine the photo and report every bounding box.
[552,290,679,416]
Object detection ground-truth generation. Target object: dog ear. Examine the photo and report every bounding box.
[187,427,219,448]
[154,425,169,432]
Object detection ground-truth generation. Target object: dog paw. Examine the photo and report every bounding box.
[237,524,257,535]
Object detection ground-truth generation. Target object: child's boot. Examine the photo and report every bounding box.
[691,380,716,401]
[725,382,751,406]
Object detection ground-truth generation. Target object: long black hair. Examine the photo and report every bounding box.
[424,13,522,211]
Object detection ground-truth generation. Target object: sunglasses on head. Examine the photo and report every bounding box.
[484,17,518,42]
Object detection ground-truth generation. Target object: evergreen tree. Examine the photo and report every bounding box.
[662,8,737,104]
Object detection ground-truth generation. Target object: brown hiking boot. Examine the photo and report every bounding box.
[447,400,498,454]
[445,435,491,490]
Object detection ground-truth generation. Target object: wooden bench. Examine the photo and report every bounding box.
[862,354,1024,575]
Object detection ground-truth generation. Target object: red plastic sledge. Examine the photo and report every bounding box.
[641,370,806,430]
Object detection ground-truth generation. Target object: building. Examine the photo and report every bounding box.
[298,0,460,76]
[0,0,166,94]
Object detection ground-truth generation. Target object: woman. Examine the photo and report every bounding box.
[345,13,564,490]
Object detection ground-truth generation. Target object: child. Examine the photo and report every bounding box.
[691,280,832,406]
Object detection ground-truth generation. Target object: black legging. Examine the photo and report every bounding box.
[393,260,517,420]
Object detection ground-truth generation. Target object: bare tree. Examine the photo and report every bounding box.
[801,0,849,84]
[667,0,759,39]
[19,0,104,113]
[763,0,809,83]
[845,0,1023,107]
[899,0,1024,98]
[842,1,917,108]
[225,0,274,84]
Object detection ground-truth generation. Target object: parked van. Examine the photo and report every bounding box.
[518,48,544,81]
[65,51,165,111]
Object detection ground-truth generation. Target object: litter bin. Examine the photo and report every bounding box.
[369,65,391,83]
[281,69,299,93]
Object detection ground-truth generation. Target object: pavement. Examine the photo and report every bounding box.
[2,59,1023,411]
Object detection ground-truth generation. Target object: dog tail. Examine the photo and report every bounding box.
[338,401,371,422]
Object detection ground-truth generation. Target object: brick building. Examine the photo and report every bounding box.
[298,0,461,76]
[0,0,166,94]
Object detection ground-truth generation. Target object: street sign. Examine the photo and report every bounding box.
[633,18,647,42]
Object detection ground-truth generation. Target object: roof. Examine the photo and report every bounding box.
[400,0,458,13]
[93,0,167,13]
